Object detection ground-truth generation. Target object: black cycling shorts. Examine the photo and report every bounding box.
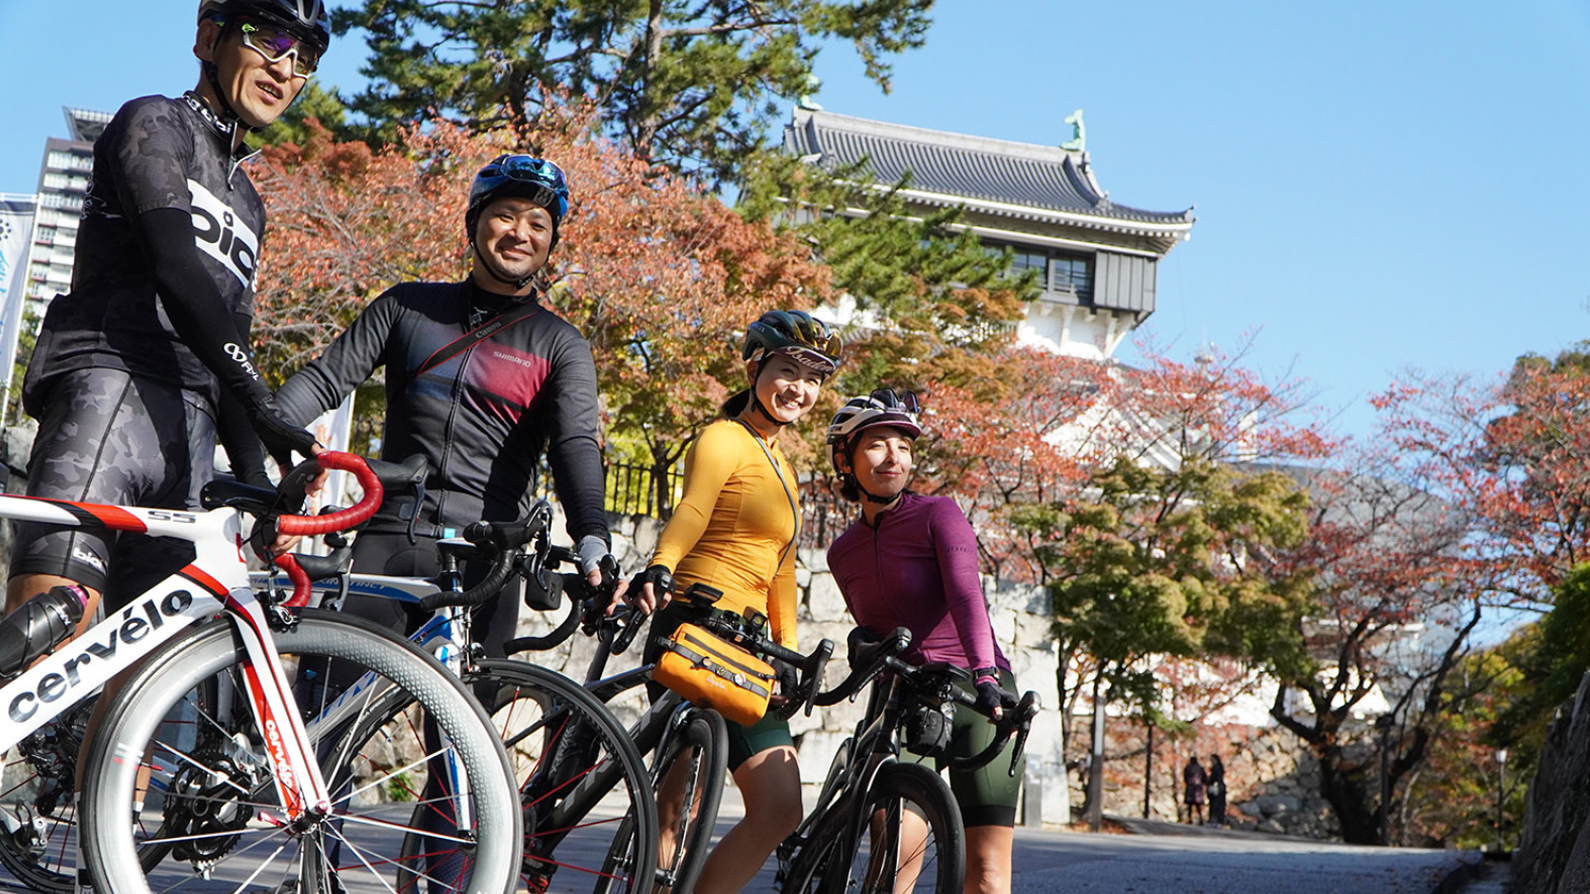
[10,368,216,609]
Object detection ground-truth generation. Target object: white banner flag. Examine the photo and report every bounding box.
[0,196,41,400]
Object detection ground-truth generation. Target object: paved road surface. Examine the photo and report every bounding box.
[714,792,1489,894]
[0,795,1495,894]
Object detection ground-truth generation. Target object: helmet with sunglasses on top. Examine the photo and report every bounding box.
[198,0,331,60]
[466,155,571,249]
[827,389,922,478]
[742,310,842,378]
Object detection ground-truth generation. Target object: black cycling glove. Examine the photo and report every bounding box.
[973,676,1017,719]
[629,565,674,606]
[769,657,800,713]
[244,390,320,469]
[846,626,881,670]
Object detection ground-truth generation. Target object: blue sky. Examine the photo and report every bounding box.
[4,1,1589,440]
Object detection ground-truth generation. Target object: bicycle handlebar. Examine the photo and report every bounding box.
[268,452,383,608]
[416,507,548,613]
[275,452,383,536]
[815,625,1040,777]
[688,610,833,720]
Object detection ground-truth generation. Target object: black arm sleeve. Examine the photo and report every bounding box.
[140,206,272,406]
[275,291,400,428]
[215,313,271,487]
[139,207,316,464]
[543,334,610,546]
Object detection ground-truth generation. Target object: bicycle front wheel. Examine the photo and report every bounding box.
[788,761,964,894]
[643,707,726,894]
[467,659,658,894]
[78,610,522,894]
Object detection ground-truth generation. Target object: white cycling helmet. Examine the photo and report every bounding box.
[826,389,922,478]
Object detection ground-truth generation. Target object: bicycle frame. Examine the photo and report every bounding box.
[255,564,651,876]
[252,566,479,831]
[0,491,334,822]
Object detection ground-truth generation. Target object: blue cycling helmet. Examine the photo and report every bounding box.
[466,155,571,248]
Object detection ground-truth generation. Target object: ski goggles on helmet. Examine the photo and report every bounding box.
[238,19,321,77]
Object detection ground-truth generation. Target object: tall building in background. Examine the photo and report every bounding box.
[26,107,111,315]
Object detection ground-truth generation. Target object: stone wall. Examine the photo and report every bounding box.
[1511,671,1590,894]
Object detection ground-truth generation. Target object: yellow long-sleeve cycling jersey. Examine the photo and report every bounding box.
[649,418,800,648]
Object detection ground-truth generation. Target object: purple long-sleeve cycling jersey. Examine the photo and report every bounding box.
[827,492,1009,674]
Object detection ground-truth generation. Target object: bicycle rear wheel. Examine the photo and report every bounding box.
[0,700,97,893]
[467,659,658,894]
[78,610,522,894]
[786,761,963,894]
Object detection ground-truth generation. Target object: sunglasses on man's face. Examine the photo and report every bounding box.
[238,22,319,77]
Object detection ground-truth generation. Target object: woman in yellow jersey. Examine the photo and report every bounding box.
[628,309,840,894]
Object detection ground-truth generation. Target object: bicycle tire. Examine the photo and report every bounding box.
[77,611,523,894]
[638,707,726,893]
[784,762,964,894]
[464,659,659,894]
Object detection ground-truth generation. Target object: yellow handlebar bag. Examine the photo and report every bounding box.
[654,623,775,726]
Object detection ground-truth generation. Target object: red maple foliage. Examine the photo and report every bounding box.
[248,100,831,492]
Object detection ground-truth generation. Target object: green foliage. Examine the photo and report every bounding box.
[1401,633,1534,848]
[1494,564,1590,746]
[1032,456,1315,713]
[259,80,357,147]
[334,0,932,184]
[4,307,39,423]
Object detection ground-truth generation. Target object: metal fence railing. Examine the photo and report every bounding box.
[605,460,684,519]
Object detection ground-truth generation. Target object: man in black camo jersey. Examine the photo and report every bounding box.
[6,0,328,632]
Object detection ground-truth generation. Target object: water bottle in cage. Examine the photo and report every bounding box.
[0,585,89,679]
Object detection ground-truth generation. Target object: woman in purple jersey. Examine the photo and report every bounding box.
[825,389,1022,894]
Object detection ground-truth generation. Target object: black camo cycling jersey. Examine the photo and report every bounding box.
[276,279,609,544]
[23,92,262,414]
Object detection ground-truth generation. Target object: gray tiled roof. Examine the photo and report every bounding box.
[784,109,1193,231]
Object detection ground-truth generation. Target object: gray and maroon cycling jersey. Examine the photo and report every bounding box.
[276,279,608,546]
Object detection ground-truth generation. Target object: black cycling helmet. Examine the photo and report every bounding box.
[827,390,921,503]
[742,310,842,378]
[198,0,331,56]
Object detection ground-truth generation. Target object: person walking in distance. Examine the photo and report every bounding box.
[1207,753,1227,826]
[1184,755,1208,824]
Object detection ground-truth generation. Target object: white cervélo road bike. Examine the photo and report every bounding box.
[0,451,522,894]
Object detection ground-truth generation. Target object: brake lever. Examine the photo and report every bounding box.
[610,604,646,655]
[1008,691,1040,778]
[803,638,833,718]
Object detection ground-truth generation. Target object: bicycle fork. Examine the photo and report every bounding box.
[222,587,334,827]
